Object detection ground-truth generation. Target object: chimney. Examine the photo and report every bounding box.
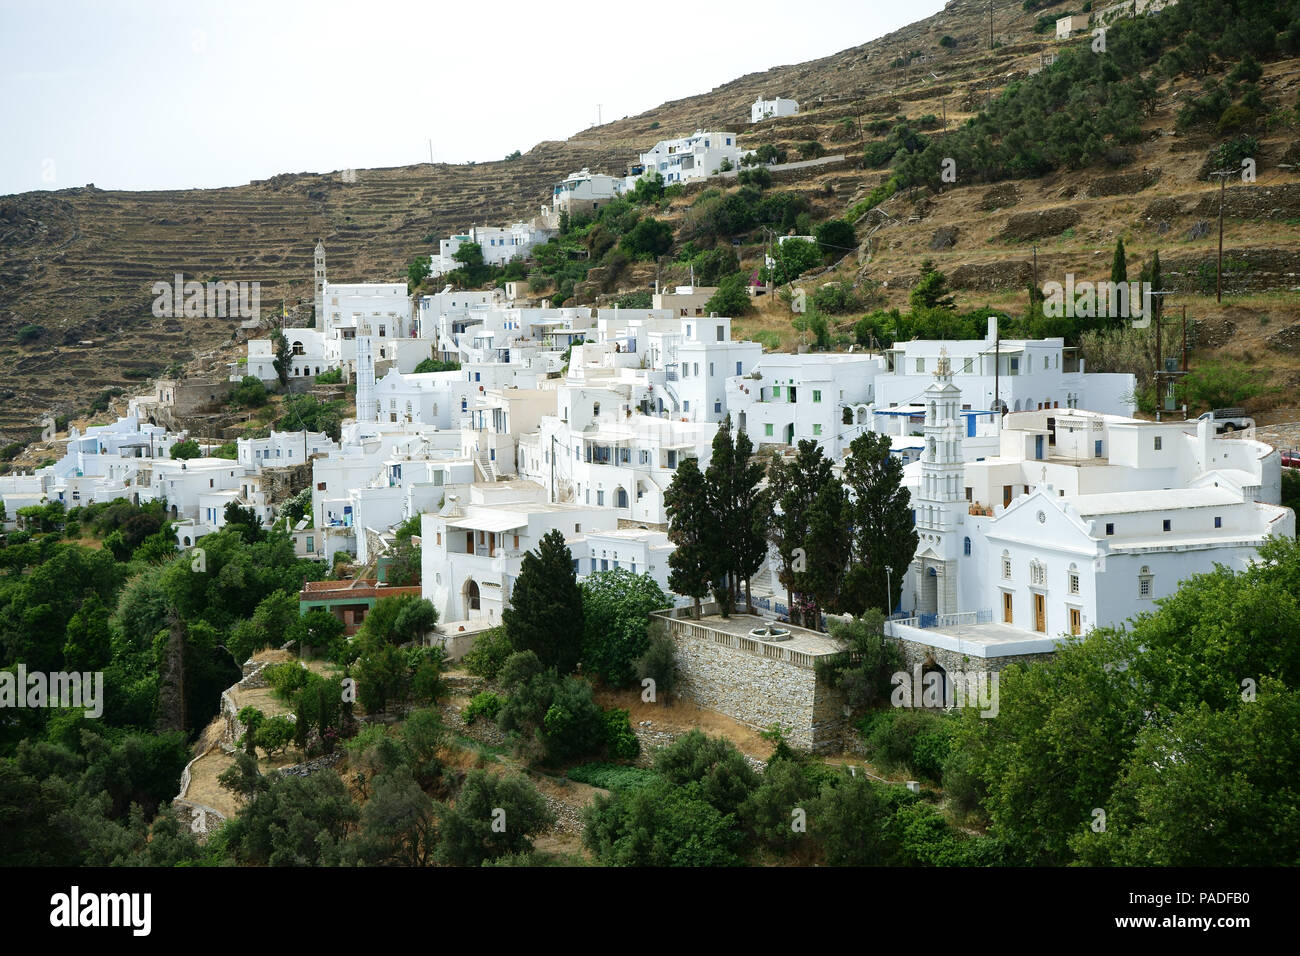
[986,315,998,343]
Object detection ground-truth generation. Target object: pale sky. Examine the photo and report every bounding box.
[0,0,945,195]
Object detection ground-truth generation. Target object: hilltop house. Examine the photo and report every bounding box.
[629,130,746,185]
[751,97,799,123]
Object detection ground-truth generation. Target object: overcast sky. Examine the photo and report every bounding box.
[1,0,945,195]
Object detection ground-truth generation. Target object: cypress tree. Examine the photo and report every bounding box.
[1111,237,1128,285]
[841,431,919,615]
[502,529,584,673]
[665,457,716,620]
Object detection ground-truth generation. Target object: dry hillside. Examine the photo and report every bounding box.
[2,0,1299,442]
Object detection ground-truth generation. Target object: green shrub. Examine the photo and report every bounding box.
[464,691,502,724]
[861,708,953,782]
[600,708,640,760]
[461,625,513,680]
[566,763,659,791]
[254,715,295,756]
[263,661,310,700]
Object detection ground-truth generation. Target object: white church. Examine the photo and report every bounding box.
[888,350,1293,667]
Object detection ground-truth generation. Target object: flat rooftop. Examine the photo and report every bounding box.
[886,617,1069,657]
[686,612,845,657]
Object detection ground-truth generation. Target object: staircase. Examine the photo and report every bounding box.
[475,452,500,482]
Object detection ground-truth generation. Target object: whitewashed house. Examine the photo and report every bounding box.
[630,130,745,185]
[551,168,626,217]
[420,480,618,625]
[726,353,884,457]
[751,97,799,123]
[429,222,555,278]
[873,318,1136,417]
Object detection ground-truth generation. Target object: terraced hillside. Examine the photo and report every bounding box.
[2,0,1299,441]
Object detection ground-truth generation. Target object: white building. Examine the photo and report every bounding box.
[319,281,412,339]
[725,353,884,457]
[751,97,799,123]
[571,526,675,595]
[429,222,555,278]
[420,480,618,625]
[1056,13,1090,38]
[885,354,1293,666]
[519,370,720,527]
[551,168,626,217]
[237,430,337,471]
[236,328,327,383]
[631,130,746,185]
[873,318,1136,418]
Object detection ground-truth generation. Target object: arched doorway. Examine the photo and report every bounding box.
[919,566,938,616]
[463,579,481,615]
[614,486,628,509]
[921,656,949,708]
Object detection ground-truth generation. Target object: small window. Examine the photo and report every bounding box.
[1214,516,1222,529]
[764,424,774,437]
[1162,519,1171,532]
[813,424,822,436]
[1105,523,1114,536]
[1138,566,1153,599]
[772,386,781,398]
[1069,571,1079,594]
[963,537,971,556]
[915,358,925,373]
[812,390,822,403]
[1001,551,1011,579]
[1154,436,1162,450]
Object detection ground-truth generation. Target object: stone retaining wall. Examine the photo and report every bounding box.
[661,617,845,753]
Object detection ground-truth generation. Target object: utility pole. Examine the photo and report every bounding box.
[1032,244,1038,291]
[428,139,434,166]
[1154,299,1162,422]
[1181,304,1188,373]
[1209,168,1234,303]
[596,104,602,126]
[994,333,1001,418]
[550,433,556,502]
[989,0,994,50]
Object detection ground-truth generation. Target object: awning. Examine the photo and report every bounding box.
[446,513,527,533]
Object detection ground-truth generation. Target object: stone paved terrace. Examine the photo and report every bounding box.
[655,606,846,670]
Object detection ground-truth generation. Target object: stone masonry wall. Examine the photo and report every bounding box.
[667,626,845,752]
[893,636,1054,681]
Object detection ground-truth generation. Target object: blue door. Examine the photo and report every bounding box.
[1035,435,1044,459]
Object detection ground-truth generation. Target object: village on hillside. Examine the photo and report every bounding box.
[3,0,1299,885]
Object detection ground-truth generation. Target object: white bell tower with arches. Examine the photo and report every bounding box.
[313,239,326,333]
[910,348,965,617]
